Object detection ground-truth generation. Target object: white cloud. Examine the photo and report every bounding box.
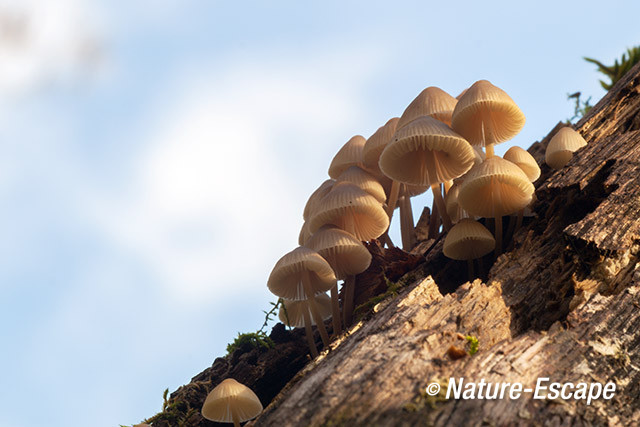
[0,0,103,97]
[88,48,385,305]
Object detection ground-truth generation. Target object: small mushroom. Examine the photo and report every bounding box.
[362,116,426,247]
[452,80,525,158]
[267,247,336,352]
[444,218,495,279]
[503,146,541,233]
[503,146,540,182]
[328,135,367,179]
[305,225,372,329]
[379,115,476,234]
[308,182,389,242]
[545,126,587,169]
[457,157,534,256]
[201,378,263,427]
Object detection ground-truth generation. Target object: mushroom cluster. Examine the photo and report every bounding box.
[264,79,547,357]
[196,80,592,426]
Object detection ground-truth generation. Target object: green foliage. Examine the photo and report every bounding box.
[584,46,640,90]
[162,388,169,411]
[259,298,287,333]
[466,335,479,355]
[567,92,593,122]
[226,331,274,355]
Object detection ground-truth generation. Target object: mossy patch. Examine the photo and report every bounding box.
[226,331,274,355]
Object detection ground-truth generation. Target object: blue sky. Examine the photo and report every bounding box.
[0,1,637,426]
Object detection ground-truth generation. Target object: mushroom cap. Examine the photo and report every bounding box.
[396,86,458,129]
[303,179,335,221]
[451,80,525,147]
[298,221,312,246]
[267,247,336,300]
[443,218,495,260]
[305,225,372,278]
[308,182,389,241]
[379,115,476,187]
[278,293,332,327]
[362,117,399,175]
[336,166,386,204]
[403,183,429,198]
[545,127,588,169]
[458,157,535,218]
[201,378,263,423]
[503,146,541,182]
[328,135,367,179]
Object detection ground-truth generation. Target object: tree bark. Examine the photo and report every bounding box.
[143,62,640,427]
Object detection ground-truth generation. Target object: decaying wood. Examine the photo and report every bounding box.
[144,63,640,426]
[251,63,640,426]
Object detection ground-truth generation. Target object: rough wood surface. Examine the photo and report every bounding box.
[250,63,640,426]
[144,63,640,427]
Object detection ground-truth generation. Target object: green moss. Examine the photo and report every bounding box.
[466,335,479,355]
[226,331,274,355]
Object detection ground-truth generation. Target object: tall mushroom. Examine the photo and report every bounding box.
[305,225,372,329]
[201,378,263,427]
[363,117,426,247]
[267,247,336,353]
[545,126,588,169]
[457,156,534,256]
[379,115,476,234]
[452,80,525,158]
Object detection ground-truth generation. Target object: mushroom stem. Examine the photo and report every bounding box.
[482,120,495,159]
[431,184,452,231]
[386,180,401,217]
[485,144,495,158]
[302,306,319,358]
[399,190,416,250]
[302,271,331,348]
[330,285,342,336]
[467,259,474,281]
[444,180,453,195]
[343,275,356,327]
[380,231,394,248]
[495,215,503,257]
[231,404,241,427]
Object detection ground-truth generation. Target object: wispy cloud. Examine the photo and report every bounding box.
[0,0,103,97]
[88,47,386,305]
